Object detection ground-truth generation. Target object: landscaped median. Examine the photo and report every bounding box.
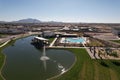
[51,48,120,80]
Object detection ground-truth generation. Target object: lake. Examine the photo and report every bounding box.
[2,36,75,80]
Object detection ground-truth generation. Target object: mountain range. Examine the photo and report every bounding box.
[12,18,41,23]
[0,18,63,23]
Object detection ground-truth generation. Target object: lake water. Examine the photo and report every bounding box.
[2,36,75,80]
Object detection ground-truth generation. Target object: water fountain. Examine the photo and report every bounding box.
[40,41,50,71]
[40,45,50,61]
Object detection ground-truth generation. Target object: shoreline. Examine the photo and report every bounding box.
[0,32,39,80]
[0,54,6,80]
[0,35,77,80]
[47,49,77,80]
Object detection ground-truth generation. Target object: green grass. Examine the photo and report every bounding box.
[0,51,4,69]
[0,51,5,80]
[0,43,3,46]
[52,48,120,80]
[0,44,7,80]
[0,34,10,38]
[48,38,55,43]
[111,40,120,44]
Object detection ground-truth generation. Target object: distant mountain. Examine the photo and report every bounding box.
[0,21,6,23]
[12,18,41,23]
[0,18,64,24]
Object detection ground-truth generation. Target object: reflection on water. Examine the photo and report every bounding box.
[2,36,75,80]
[40,46,49,71]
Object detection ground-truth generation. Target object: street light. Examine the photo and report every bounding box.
[56,35,59,46]
[56,34,59,38]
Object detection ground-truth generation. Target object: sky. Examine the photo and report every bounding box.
[0,0,120,23]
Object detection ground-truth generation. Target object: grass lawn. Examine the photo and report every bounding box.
[111,40,120,44]
[0,51,5,80]
[48,38,55,43]
[0,43,3,46]
[52,48,120,80]
[0,44,6,80]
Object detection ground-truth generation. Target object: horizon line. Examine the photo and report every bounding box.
[0,18,120,24]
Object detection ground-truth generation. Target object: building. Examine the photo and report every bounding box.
[42,31,55,38]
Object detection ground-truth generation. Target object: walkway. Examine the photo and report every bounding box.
[0,40,11,48]
[82,44,96,59]
[49,37,58,47]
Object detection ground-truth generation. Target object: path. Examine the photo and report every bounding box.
[49,37,58,47]
[82,43,96,59]
[0,40,11,48]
